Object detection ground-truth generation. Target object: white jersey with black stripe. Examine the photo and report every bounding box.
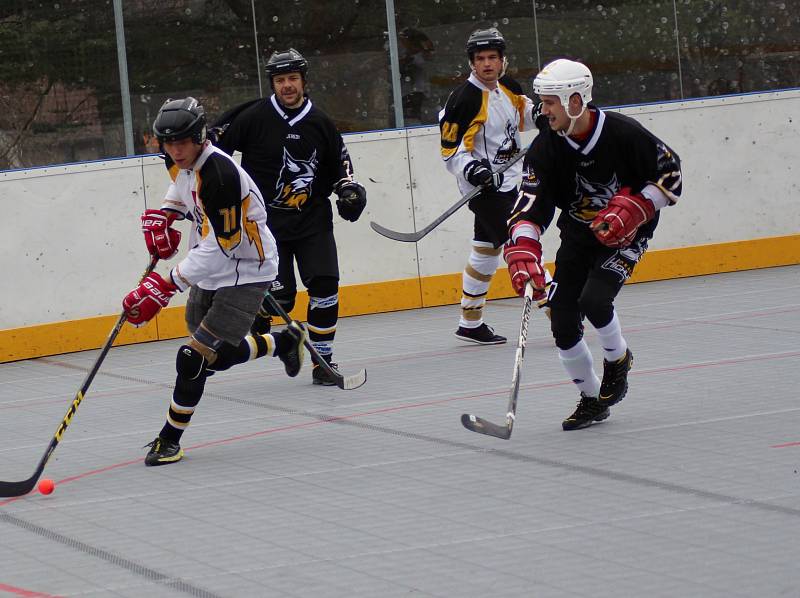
[161,142,278,291]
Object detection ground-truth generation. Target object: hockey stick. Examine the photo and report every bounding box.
[461,282,534,439]
[0,256,159,497]
[370,146,529,243]
[262,291,367,390]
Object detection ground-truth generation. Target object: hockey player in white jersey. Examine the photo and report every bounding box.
[121,97,306,466]
[439,27,539,345]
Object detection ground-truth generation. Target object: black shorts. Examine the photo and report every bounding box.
[549,236,649,314]
[185,282,270,345]
[274,229,339,296]
[468,188,517,248]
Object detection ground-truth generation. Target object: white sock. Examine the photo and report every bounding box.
[558,339,601,397]
[595,311,628,362]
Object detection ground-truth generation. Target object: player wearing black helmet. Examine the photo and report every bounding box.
[440,28,541,345]
[125,97,306,466]
[215,48,367,386]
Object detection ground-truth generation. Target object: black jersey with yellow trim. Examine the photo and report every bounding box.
[510,107,682,246]
[439,74,526,160]
[215,96,352,241]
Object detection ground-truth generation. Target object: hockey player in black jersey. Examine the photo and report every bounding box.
[215,48,367,386]
[504,59,682,430]
[440,28,539,345]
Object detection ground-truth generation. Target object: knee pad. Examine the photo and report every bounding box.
[176,345,207,381]
[577,293,614,328]
[549,309,585,350]
[307,276,339,301]
[468,245,502,276]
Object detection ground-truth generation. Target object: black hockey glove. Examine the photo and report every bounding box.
[207,124,227,145]
[335,181,367,222]
[464,159,504,191]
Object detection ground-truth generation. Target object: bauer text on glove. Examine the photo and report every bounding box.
[122,273,178,327]
[141,209,181,259]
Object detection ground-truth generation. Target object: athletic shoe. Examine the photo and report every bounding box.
[598,349,633,407]
[455,323,507,345]
[312,354,339,386]
[279,321,306,377]
[562,393,611,431]
[144,436,183,466]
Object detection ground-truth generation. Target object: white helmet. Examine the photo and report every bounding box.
[532,59,593,111]
[532,59,593,135]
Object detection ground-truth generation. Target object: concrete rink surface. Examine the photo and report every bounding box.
[1,266,799,597]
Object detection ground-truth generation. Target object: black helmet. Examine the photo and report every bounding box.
[152,97,207,144]
[466,27,506,60]
[265,48,308,79]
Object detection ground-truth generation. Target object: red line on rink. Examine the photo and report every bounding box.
[771,441,800,449]
[0,582,61,597]
[2,349,800,506]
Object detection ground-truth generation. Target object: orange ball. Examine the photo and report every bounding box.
[38,478,55,495]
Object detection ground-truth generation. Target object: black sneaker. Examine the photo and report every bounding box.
[144,436,183,466]
[598,349,633,407]
[455,323,507,345]
[562,394,611,431]
[278,321,306,377]
[250,309,272,335]
[312,354,339,386]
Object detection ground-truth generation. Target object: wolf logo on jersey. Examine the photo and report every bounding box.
[569,173,619,223]
[273,148,318,210]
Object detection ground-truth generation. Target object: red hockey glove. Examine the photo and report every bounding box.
[142,209,181,259]
[503,230,546,297]
[122,273,178,327]
[590,188,655,248]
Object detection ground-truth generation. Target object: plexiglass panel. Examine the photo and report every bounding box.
[252,2,393,132]
[1,0,799,169]
[392,2,539,126]
[0,0,125,169]
[535,1,682,106]
[676,0,800,97]
[123,0,261,155]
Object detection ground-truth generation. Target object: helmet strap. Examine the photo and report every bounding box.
[557,96,587,138]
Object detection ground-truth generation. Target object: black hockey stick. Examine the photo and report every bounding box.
[370,146,529,243]
[262,291,367,390]
[461,282,535,439]
[0,256,159,497]
[369,146,530,243]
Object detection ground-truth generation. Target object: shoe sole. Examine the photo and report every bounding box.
[313,378,337,386]
[144,449,184,466]
[283,323,306,378]
[562,408,611,431]
[454,334,507,345]
[598,384,627,407]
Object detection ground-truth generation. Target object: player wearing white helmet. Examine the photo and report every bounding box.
[505,59,683,430]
